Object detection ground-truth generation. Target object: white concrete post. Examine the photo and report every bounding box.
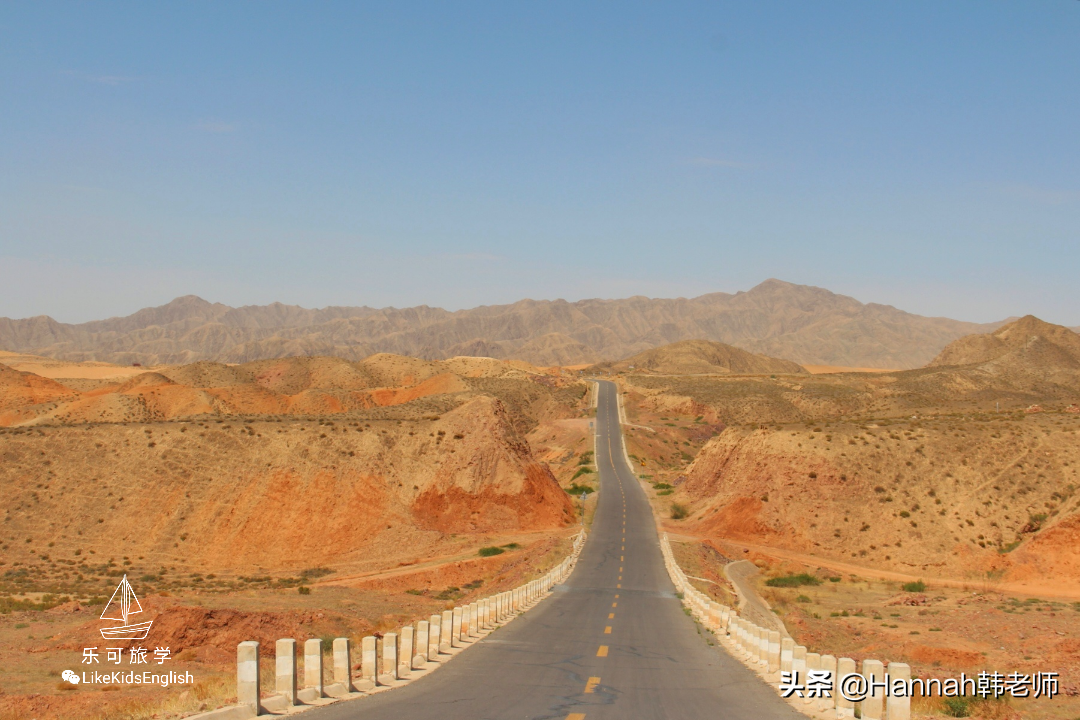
[360,636,377,686]
[886,662,911,720]
[304,638,323,698]
[861,659,885,720]
[836,657,856,718]
[792,646,807,688]
[237,641,261,715]
[276,638,298,705]
[428,615,442,659]
[708,602,721,629]
[332,638,353,693]
[804,653,821,705]
[380,632,398,683]
[767,630,781,673]
[780,637,794,673]
[482,597,490,628]
[460,605,471,640]
[415,621,429,668]
[468,602,478,638]
[441,610,454,653]
[820,655,837,711]
[758,626,769,666]
[398,626,414,678]
[451,607,463,647]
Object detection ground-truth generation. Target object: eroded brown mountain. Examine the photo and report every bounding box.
[0,280,1003,369]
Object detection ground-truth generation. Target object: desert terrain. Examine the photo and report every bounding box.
[0,352,599,719]
[616,317,1080,719]
[3,314,1078,719]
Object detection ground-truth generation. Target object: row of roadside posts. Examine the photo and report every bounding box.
[225,530,587,717]
[660,533,913,720]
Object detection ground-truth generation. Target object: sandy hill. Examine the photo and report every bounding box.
[622,316,1080,425]
[930,315,1080,372]
[0,280,1007,369]
[0,396,575,576]
[591,339,806,376]
[0,352,574,428]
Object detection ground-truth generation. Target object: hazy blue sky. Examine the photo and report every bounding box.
[1,2,1077,324]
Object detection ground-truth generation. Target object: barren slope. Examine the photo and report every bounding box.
[589,339,806,376]
[0,279,1005,368]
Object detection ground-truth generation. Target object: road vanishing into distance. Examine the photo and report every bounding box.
[313,380,800,720]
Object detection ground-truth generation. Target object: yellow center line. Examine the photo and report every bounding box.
[567,714,587,720]
[617,583,621,588]
[596,645,608,657]
[620,555,623,561]
[615,594,619,598]
[604,626,612,634]
[585,677,601,694]
[608,612,614,619]
[612,602,617,607]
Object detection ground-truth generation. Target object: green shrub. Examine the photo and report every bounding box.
[942,697,969,717]
[796,595,812,603]
[566,484,595,496]
[901,580,926,593]
[670,503,689,520]
[478,546,505,557]
[766,574,822,588]
[297,586,311,595]
[652,483,673,490]
[657,489,674,496]
[572,467,595,480]
[501,542,520,549]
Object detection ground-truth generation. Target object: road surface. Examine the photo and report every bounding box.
[310,380,800,720]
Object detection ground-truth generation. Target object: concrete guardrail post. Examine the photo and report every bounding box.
[332,638,354,693]
[792,645,807,687]
[820,655,837,711]
[380,632,398,684]
[451,607,463,647]
[861,658,884,720]
[758,626,769,666]
[398,626,414,678]
[415,621,429,668]
[361,636,377,687]
[836,657,856,718]
[276,638,298,706]
[767,630,781,673]
[428,615,442,659]
[804,652,821,705]
[304,638,323,699]
[461,604,472,640]
[886,662,910,720]
[468,602,479,638]
[237,641,261,715]
[780,637,794,673]
[440,611,453,654]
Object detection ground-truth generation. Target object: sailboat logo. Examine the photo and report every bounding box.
[99,574,154,640]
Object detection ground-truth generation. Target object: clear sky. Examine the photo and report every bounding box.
[1,1,1077,324]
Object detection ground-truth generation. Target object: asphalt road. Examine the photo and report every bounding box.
[310,380,801,720]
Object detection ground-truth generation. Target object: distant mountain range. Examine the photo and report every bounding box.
[0,279,1015,368]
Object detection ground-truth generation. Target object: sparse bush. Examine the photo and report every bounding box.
[796,595,812,603]
[297,586,311,595]
[766,574,822,588]
[902,580,926,592]
[566,484,595,495]
[670,503,689,520]
[478,546,505,557]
